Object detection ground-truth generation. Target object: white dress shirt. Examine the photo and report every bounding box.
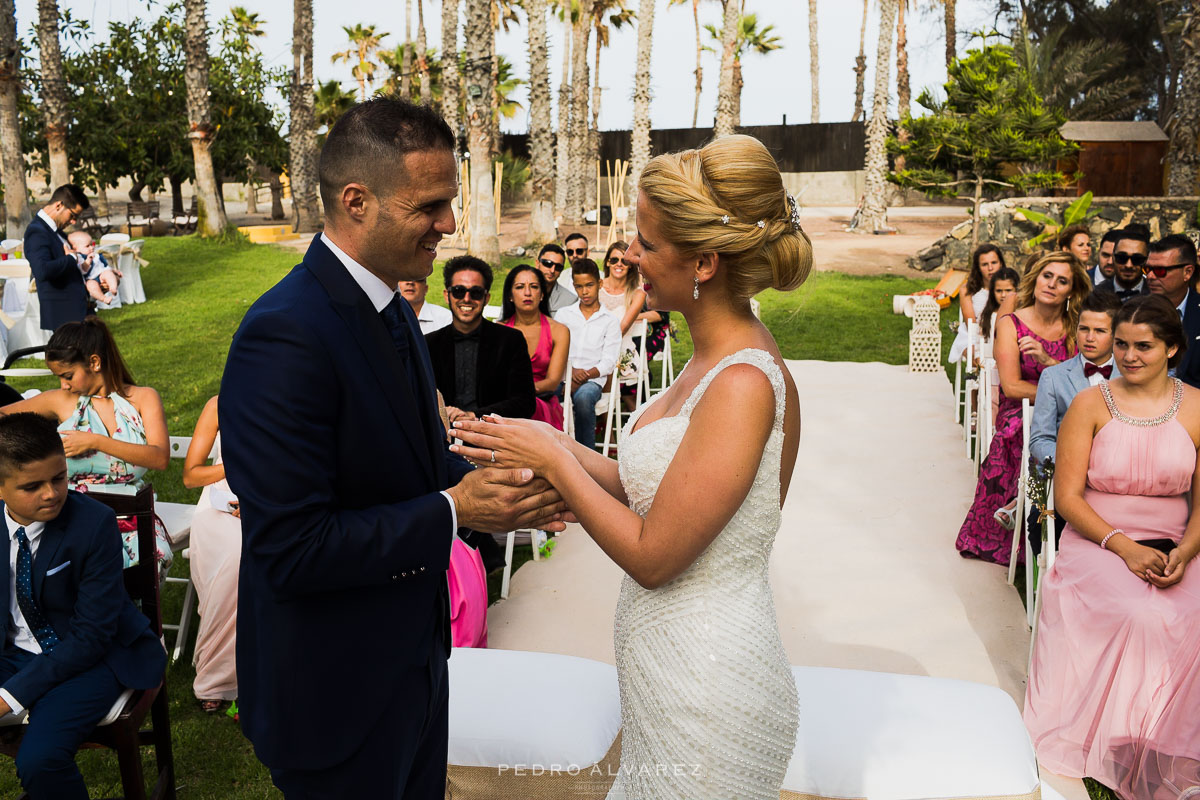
[556,301,622,386]
[320,234,459,533]
[36,208,59,233]
[414,301,452,336]
[1,511,47,714]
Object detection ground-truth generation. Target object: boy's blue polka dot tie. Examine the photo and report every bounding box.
[14,528,60,652]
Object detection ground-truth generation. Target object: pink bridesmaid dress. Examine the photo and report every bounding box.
[505,314,564,430]
[448,537,488,648]
[1025,379,1200,799]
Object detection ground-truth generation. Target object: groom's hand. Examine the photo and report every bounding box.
[448,467,569,534]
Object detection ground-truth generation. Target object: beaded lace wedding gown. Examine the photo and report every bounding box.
[613,348,799,799]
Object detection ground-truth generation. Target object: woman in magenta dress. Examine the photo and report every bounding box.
[501,264,570,430]
[956,252,1090,565]
[1026,295,1200,799]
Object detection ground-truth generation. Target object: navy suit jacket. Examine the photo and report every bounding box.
[220,237,473,771]
[23,214,88,333]
[1029,354,1093,465]
[1175,288,1200,389]
[0,492,164,709]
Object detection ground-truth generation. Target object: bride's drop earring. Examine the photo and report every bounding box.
[693,277,700,301]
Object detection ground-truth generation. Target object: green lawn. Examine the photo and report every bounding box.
[5,238,1108,798]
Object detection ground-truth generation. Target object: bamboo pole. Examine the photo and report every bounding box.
[494,160,503,238]
[595,159,602,252]
[450,159,471,249]
[604,160,616,248]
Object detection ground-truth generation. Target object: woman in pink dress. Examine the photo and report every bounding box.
[1026,294,1200,799]
[501,264,570,430]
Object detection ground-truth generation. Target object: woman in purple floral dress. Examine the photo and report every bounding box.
[956,252,1091,565]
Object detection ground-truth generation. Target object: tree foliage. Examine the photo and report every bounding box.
[1013,22,1144,121]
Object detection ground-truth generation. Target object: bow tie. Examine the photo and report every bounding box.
[1084,362,1113,379]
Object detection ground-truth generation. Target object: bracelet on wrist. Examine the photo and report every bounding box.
[1100,529,1123,550]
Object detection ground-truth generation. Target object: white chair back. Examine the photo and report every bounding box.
[1008,399,1033,588]
[117,240,147,304]
[482,305,502,321]
[99,232,130,247]
[0,239,21,257]
[600,319,649,457]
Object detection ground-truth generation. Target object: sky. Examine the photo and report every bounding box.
[12,0,1005,132]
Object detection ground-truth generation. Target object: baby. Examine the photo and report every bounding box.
[67,231,122,306]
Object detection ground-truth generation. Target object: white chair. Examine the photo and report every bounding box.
[953,309,966,425]
[963,320,980,469]
[0,239,21,258]
[1,262,50,354]
[117,240,147,304]
[98,232,130,248]
[750,297,761,319]
[650,334,675,396]
[1008,400,1033,588]
[482,304,502,321]
[600,320,649,458]
[1029,477,1056,657]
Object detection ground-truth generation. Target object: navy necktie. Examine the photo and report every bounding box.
[380,295,434,424]
[14,527,59,652]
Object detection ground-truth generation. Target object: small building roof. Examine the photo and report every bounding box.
[1059,121,1168,143]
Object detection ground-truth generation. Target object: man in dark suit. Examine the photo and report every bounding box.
[425,255,535,424]
[1147,234,1200,386]
[220,99,568,799]
[23,185,90,333]
[1095,228,1151,302]
[0,413,164,800]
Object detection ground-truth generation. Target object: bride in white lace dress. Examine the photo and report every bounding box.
[453,134,813,799]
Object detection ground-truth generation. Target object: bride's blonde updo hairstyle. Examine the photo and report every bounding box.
[638,134,813,301]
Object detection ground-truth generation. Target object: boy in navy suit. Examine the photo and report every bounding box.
[0,413,165,799]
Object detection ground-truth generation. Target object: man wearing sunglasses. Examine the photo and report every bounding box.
[536,243,577,315]
[1146,235,1200,384]
[24,184,90,333]
[425,255,536,425]
[1095,229,1150,302]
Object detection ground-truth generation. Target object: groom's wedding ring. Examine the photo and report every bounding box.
[490,450,496,463]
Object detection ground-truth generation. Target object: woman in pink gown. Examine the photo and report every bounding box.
[1026,295,1200,799]
[500,264,570,430]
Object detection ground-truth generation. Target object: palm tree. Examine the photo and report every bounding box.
[808,0,819,123]
[220,6,264,44]
[0,0,31,237]
[591,1,634,168]
[852,0,869,122]
[705,13,781,128]
[668,0,708,129]
[554,3,572,213]
[526,0,555,241]
[860,0,897,233]
[1014,24,1144,121]
[712,0,740,137]
[894,0,909,171]
[401,0,413,98]
[441,0,460,137]
[943,0,955,69]
[36,0,70,187]
[290,0,321,232]
[416,0,431,104]
[565,0,594,224]
[464,0,499,261]
[629,0,655,195]
[1168,8,1200,195]
[332,24,388,101]
[314,79,357,142]
[183,0,227,236]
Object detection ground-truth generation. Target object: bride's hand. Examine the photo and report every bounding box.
[451,415,564,476]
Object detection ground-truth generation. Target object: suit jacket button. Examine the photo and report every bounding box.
[420,566,426,572]
[401,572,407,577]
[392,575,398,581]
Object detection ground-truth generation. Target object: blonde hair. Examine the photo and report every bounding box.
[638,134,813,301]
[1015,252,1091,351]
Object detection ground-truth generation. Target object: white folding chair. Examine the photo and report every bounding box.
[1027,475,1055,641]
[601,320,649,458]
[953,309,965,425]
[1008,400,1033,586]
[117,239,147,304]
[98,232,130,247]
[1,262,50,353]
[0,239,21,258]
[482,304,502,321]
[750,297,762,320]
[964,320,980,467]
[650,335,675,396]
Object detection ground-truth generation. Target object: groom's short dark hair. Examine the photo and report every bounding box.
[319,98,455,214]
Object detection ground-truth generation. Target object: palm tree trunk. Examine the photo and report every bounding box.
[629,0,654,197]
[860,0,897,233]
[417,0,431,105]
[712,0,739,137]
[565,0,593,225]
[489,0,501,156]
[526,0,555,241]
[441,0,460,138]
[555,9,572,213]
[0,0,31,237]
[944,0,956,69]
[290,0,321,232]
[732,57,743,129]
[36,0,70,187]
[808,0,819,123]
[691,0,701,128]
[1168,10,1200,195]
[183,0,227,236]
[852,0,868,122]
[895,0,910,173]
[401,0,413,98]
[464,0,499,262]
[590,17,602,205]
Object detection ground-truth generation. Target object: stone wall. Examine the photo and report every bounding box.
[909,196,1200,273]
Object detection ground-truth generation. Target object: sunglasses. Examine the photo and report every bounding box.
[448,285,487,301]
[606,256,623,265]
[566,247,587,256]
[539,257,564,271]
[1114,251,1148,267]
[1141,263,1193,279]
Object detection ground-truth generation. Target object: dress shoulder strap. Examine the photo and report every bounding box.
[679,348,787,430]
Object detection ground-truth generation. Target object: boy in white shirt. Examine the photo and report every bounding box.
[554,258,621,448]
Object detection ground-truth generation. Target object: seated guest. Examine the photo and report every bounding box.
[1096,228,1151,302]
[181,395,240,713]
[978,267,1021,428]
[1091,228,1121,285]
[600,240,647,334]
[1057,224,1092,280]
[956,252,1088,565]
[564,231,589,269]
[950,244,1006,362]
[500,264,570,430]
[1029,290,1121,466]
[537,243,577,315]
[1146,234,1200,383]
[0,318,173,578]
[1025,294,1200,800]
[399,277,451,335]
[425,255,535,423]
[0,412,165,800]
[556,258,621,449]
[66,231,121,309]
[24,184,90,333]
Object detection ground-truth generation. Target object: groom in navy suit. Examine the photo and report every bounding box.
[220,99,568,799]
[0,412,164,799]
[23,184,90,334]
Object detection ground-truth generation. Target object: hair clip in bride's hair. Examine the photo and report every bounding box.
[721,215,730,225]
[756,220,765,228]
[786,194,804,233]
